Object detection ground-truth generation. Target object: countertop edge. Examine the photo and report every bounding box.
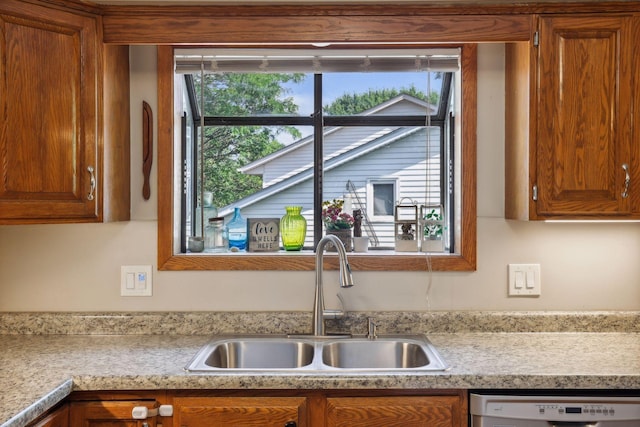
[2,379,72,427]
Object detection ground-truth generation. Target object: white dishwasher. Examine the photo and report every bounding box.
[470,393,640,427]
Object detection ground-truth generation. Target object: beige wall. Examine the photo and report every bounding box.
[1,44,639,312]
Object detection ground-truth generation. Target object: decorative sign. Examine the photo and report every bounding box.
[247,218,280,252]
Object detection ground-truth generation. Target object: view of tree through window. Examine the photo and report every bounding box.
[193,73,304,208]
[175,48,460,252]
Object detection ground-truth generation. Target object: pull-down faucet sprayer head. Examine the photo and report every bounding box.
[340,261,354,289]
[324,234,354,289]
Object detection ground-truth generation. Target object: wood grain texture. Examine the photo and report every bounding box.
[102,43,131,222]
[70,401,158,427]
[168,391,465,427]
[506,14,640,220]
[173,397,307,427]
[326,396,464,427]
[103,12,531,44]
[0,1,130,224]
[0,1,99,222]
[632,15,640,214]
[98,0,640,47]
[504,41,534,220]
[536,15,633,217]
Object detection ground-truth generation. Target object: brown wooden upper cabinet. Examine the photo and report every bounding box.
[506,14,639,220]
[0,0,130,224]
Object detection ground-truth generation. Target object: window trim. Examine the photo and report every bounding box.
[157,44,477,271]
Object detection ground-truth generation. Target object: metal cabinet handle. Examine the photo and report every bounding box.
[284,422,297,427]
[87,166,96,201]
[622,163,630,198]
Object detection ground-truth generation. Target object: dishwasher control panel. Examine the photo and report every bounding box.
[537,402,617,417]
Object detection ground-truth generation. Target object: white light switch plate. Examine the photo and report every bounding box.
[508,263,541,297]
[120,265,153,297]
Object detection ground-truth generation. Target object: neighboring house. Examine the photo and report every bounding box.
[218,94,442,248]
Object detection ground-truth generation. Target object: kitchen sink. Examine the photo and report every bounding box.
[185,334,448,373]
[190,337,315,370]
[321,338,431,369]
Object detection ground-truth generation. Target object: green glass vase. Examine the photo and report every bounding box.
[280,206,307,251]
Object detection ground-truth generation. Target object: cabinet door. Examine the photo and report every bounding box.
[29,404,69,427]
[536,15,633,217]
[69,401,157,427]
[326,396,463,427]
[173,396,307,427]
[0,0,99,222]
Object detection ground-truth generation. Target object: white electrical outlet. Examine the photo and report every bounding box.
[508,264,541,297]
[120,265,153,297]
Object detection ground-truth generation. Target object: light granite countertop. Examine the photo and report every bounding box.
[1,311,639,427]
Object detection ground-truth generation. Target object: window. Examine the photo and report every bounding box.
[369,180,396,218]
[177,48,457,252]
[157,44,477,271]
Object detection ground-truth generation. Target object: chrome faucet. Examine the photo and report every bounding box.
[313,234,355,336]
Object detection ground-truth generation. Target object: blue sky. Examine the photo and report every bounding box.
[285,71,441,116]
[279,71,441,144]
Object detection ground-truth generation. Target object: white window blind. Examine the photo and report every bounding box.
[174,48,460,74]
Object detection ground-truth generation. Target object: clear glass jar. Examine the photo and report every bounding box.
[280,206,307,251]
[204,217,227,252]
[226,207,247,251]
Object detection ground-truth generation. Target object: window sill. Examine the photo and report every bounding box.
[160,250,473,271]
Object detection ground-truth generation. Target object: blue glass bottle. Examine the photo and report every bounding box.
[226,207,247,251]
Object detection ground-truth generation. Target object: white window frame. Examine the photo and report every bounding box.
[367,178,398,222]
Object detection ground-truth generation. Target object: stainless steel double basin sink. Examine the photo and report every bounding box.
[185,334,448,373]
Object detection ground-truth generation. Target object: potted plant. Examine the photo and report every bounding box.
[422,207,444,252]
[322,199,354,251]
[394,203,419,252]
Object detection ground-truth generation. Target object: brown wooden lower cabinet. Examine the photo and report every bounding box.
[28,403,69,427]
[169,390,467,427]
[28,390,467,427]
[69,400,159,427]
[325,395,464,427]
[172,396,307,427]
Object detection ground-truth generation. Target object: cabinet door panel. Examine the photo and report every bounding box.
[326,396,461,427]
[173,397,306,427]
[536,16,632,216]
[69,401,156,427]
[0,2,98,221]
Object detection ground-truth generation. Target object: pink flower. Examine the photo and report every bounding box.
[322,199,354,230]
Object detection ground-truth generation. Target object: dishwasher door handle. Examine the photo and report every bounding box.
[550,422,597,427]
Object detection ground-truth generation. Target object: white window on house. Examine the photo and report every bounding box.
[174,47,460,252]
[368,180,396,220]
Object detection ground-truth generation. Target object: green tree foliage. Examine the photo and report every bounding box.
[195,73,304,207]
[324,85,439,116]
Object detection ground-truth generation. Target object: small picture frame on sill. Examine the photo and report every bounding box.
[247,218,280,252]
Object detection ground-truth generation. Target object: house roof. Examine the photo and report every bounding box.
[219,94,434,216]
[238,93,433,175]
